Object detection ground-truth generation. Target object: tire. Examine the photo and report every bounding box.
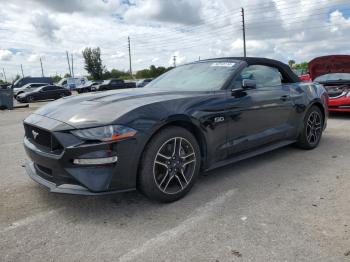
[296,105,324,150]
[138,126,201,202]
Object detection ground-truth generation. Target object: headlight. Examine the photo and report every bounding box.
[71,125,137,142]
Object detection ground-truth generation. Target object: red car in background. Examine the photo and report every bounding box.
[309,55,350,112]
[293,69,311,82]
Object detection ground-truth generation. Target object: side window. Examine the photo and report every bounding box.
[43,86,55,91]
[235,65,282,88]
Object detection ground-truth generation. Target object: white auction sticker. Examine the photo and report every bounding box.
[211,62,236,67]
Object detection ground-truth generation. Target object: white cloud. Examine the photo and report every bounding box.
[111,51,126,59]
[0,49,13,61]
[31,12,60,41]
[27,54,40,62]
[125,0,203,25]
[329,10,350,32]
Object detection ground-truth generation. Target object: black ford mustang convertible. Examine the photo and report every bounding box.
[23,57,328,202]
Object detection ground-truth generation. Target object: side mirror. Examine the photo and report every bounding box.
[242,79,256,89]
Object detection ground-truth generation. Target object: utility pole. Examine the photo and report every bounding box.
[128,36,133,78]
[173,56,177,67]
[71,54,74,78]
[66,51,72,76]
[198,56,201,61]
[20,64,24,78]
[241,7,247,57]
[2,68,7,83]
[40,57,44,77]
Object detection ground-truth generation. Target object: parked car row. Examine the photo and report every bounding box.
[16,85,71,103]
[91,79,136,91]
[11,76,155,103]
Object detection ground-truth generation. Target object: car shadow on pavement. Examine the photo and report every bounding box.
[329,112,350,119]
[29,144,309,226]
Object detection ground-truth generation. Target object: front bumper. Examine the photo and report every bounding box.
[328,96,350,112]
[23,115,140,195]
[25,160,134,195]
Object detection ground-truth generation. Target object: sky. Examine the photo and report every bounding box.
[0,0,350,80]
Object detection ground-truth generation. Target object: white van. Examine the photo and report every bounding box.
[58,77,88,90]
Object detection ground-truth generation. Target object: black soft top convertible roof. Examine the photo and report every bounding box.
[200,57,301,83]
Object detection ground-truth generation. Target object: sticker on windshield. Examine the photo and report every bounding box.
[211,62,236,67]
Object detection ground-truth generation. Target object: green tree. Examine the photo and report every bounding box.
[135,65,173,79]
[82,47,105,80]
[294,62,308,70]
[64,73,71,78]
[288,60,296,68]
[52,75,62,83]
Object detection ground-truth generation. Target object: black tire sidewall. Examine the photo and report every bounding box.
[298,106,324,149]
[138,126,201,202]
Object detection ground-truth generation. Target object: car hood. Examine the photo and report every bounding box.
[32,88,200,129]
[309,55,350,80]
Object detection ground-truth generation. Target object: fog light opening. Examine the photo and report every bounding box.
[73,156,118,165]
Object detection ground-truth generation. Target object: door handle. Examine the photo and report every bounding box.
[280,95,291,101]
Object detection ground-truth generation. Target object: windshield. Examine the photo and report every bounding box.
[13,78,23,87]
[315,73,350,82]
[146,61,238,91]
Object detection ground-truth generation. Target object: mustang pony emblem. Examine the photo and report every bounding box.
[32,130,39,139]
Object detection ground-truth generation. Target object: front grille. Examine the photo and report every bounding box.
[24,124,63,153]
[36,164,52,175]
[34,164,81,186]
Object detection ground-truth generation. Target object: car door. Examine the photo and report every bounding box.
[115,80,124,89]
[42,86,56,99]
[225,64,295,156]
[29,84,42,92]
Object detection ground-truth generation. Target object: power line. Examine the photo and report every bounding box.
[243,0,348,12]
[245,7,350,25]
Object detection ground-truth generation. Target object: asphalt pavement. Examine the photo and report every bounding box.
[0,104,349,262]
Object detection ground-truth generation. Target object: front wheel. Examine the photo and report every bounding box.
[296,106,324,150]
[27,95,34,103]
[138,127,201,202]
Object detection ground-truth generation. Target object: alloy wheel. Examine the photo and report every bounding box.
[153,137,196,195]
[28,96,34,102]
[306,111,322,145]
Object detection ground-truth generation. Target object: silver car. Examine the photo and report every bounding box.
[13,83,49,97]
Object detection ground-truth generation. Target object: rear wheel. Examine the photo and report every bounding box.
[138,127,201,202]
[296,106,324,149]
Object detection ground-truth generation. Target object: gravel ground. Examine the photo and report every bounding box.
[0,103,349,262]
